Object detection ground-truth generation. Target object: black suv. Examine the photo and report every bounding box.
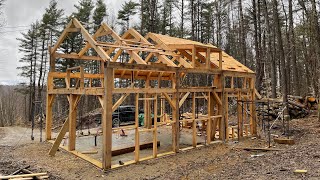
[95,105,159,127]
[112,105,136,127]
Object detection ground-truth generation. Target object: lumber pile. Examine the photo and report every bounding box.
[257,95,318,119]
[0,166,48,180]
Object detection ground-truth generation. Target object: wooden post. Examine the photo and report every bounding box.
[49,47,55,72]
[237,90,243,138]
[153,94,158,158]
[225,93,229,141]
[192,92,197,147]
[206,48,211,69]
[102,64,114,170]
[135,93,140,162]
[220,74,226,141]
[45,74,55,140]
[100,61,104,87]
[144,77,151,128]
[46,51,55,141]
[192,46,196,68]
[219,51,222,70]
[249,77,257,135]
[207,92,213,144]
[172,72,180,152]
[68,94,78,151]
[318,100,320,122]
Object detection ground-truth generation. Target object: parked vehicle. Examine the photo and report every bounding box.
[112,105,160,127]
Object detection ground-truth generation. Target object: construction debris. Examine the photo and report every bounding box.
[293,169,307,174]
[274,137,295,145]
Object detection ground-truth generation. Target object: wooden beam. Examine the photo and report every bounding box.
[172,72,180,152]
[45,94,55,140]
[135,93,140,162]
[213,91,222,105]
[48,117,69,156]
[127,50,147,64]
[72,18,112,61]
[162,92,175,109]
[179,92,190,108]
[68,94,79,151]
[112,93,130,112]
[207,92,213,143]
[192,93,197,147]
[153,94,158,158]
[0,173,48,179]
[113,141,160,156]
[102,65,114,170]
[51,20,74,54]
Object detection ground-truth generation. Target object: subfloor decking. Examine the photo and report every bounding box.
[66,126,208,166]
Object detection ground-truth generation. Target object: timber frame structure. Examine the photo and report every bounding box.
[46,18,257,170]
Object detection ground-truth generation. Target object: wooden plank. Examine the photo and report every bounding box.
[48,117,69,156]
[236,147,283,151]
[274,138,295,145]
[81,150,98,154]
[112,141,160,156]
[102,65,114,170]
[0,173,47,179]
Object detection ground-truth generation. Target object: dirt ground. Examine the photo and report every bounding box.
[1,117,320,179]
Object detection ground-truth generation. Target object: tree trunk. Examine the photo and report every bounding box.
[272,0,288,111]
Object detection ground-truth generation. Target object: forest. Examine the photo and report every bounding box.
[0,0,320,126]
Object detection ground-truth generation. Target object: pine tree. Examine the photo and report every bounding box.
[17,22,40,122]
[37,0,64,100]
[93,0,107,31]
[118,0,139,31]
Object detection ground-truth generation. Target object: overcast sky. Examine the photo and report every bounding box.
[0,0,127,85]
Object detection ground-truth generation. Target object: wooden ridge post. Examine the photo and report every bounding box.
[102,63,114,170]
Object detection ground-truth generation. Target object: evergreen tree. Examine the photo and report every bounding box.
[17,22,40,122]
[118,0,139,31]
[93,0,107,31]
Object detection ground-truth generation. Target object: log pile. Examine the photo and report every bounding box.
[257,95,318,119]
